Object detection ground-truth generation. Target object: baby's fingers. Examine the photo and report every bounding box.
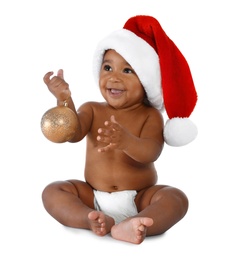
[97,134,113,144]
[104,116,120,131]
[98,143,116,153]
[43,71,54,84]
[57,69,64,79]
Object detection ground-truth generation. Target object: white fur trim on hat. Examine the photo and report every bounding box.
[92,29,163,110]
[163,117,198,146]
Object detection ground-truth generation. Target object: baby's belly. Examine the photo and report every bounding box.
[85,166,157,192]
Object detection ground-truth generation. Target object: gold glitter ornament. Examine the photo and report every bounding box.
[41,103,78,143]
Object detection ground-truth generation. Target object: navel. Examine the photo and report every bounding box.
[112,185,118,190]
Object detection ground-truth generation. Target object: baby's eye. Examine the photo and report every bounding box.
[103,65,112,71]
[123,68,134,74]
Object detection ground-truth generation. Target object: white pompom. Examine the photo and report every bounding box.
[163,117,198,146]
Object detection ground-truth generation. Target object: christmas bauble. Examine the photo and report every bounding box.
[41,106,78,143]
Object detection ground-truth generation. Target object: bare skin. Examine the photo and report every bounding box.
[42,50,189,244]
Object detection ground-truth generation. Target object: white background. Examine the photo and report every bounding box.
[1,0,229,259]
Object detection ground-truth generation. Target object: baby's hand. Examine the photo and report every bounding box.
[97,115,129,153]
[43,69,71,102]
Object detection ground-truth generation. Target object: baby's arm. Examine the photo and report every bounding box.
[43,69,77,114]
[97,115,164,163]
[43,69,85,142]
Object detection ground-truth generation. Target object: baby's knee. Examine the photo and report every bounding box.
[41,181,67,205]
[41,180,82,203]
[42,181,57,205]
[165,187,189,216]
[152,186,189,217]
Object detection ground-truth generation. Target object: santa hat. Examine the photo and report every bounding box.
[93,15,198,146]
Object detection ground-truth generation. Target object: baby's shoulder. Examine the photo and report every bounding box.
[144,105,163,117]
[143,106,164,126]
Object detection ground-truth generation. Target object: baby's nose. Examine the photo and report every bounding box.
[109,73,121,82]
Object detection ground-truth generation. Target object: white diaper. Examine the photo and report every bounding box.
[93,190,138,224]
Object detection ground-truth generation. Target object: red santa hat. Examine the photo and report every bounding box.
[93,15,198,146]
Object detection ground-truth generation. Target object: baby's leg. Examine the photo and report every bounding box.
[88,211,115,236]
[111,217,153,244]
[42,179,95,229]
[135,185,189,236]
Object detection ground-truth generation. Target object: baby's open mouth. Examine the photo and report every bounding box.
[109,88,124,94]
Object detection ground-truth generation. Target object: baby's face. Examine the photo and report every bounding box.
[99,50,145,109]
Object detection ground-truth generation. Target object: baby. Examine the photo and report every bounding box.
[42,15,197,244]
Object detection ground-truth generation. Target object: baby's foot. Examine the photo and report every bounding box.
[111,217,153,244]
[88,211,115,236]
